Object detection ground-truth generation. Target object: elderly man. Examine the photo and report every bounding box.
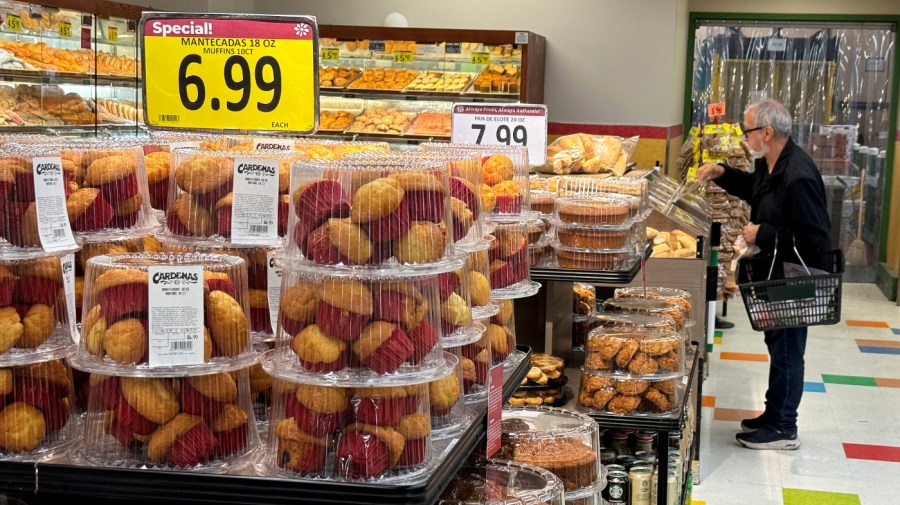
[697,99,831,450]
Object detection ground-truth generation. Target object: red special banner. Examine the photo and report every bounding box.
[144,17,315,40]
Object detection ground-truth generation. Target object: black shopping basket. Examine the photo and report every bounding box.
[737,237,844,331]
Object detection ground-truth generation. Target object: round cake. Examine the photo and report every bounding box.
[557,200,629,226]
[556,227,630,249]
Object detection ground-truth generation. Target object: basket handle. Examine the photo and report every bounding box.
[766,235,811,280]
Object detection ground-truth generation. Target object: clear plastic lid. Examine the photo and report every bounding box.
[449,319,497,404]
[554,194,639,227]
[552,220,637,252]
[557,176,649,216]
[0,254,77,366]
[420,143,531,218]
[269,268,457,387]
[498,406,601,492]
[261,363,438,482]
[577,371,684,417]
[76,368,259,471]
[601,298,686,331]
[552,242,640,271]
[487,221,541,299]
[293,141,390,160]
[283,157,457,270]
[439,458,565,505]
[429,352,474,440]
[164,149,306,245]
[593,313,678,333]
[614,286,692,320]
[0,358,78,461]
[526,238,552,268]
[584,329,685,377]
[74,252,256,374]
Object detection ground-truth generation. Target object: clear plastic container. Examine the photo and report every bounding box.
[498,406,602,493]
[601,298,687,332]
[557,176,649,217]
[72,253,256,373]
[456,239,500,320]
[165,149,305,244]
[439,458,565,505]
[527,238,552,268]
[552,242,639,271]
[270,265,462,386]
[530,190,556,216]
[0,358,77,461]
[584,329,684,377]
[420,143,531,217]
[438,253,482,348]
[293,141,390,160]
[428,352,473,439]
[74,368,259,471]
[614,287,692,321]
[249,342,274,434]
[75,236,149,321]
[157,239,281,340]
[553,221,635,250]
[593,312,678,333]
[0,255,77,365]
[573,314,600,349]
[486,221,541,299]
[573,283,596,316]
[554,194,639,227]
[144,149,171,211]
[577,371,683,416]
[453,322,495,402]
[284,157,456,269]
[524,217,548,246]
[488,300,518,368]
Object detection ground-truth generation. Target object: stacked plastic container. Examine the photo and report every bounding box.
[577,286,692,417]
[68,252,261,471]
[0,145,84,460]
[261,153,467,483]
[440,456,565,505]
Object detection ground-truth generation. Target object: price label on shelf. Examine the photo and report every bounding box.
[321,47,339,60]
[707,101,726,118]
[141,13,319,134]
[58,21,72,38]
[392,50,413,63]
[108,26,118,42]
[486,363,504,458]
[451,103,548,166]
[471,52,490,65]
[6,14,21,32]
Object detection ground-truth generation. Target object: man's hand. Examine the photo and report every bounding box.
[696,163,725,182]
[743,223,760,246]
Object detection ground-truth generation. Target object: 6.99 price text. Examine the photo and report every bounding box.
[178,54,282,112]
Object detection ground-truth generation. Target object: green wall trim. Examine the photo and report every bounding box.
[685,11,900,263]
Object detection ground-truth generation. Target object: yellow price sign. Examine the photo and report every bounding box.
[141,14,319,133]
[6,14,21,32]
[59,21,72,38]
[108,26,118,41]
[471,52,490,65]
[321,47,339,60]
[393,51,413,63]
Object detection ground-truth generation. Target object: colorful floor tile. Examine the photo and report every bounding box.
[854,339,900,348]
[803,381,826,393]
[858,346,900,355]
[821,374,878,387]
[713,407,764,422]
[843,443,900,463]
[782,488,860,505]
[892,328,900,335]
[875,377,900,388]
[702,395,716,407]
[845,320,890,328]
[719,352,768,362]
[714,336,723,344]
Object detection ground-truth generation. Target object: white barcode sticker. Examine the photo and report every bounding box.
[231,157,279,245]
[147,265,205,366]
[267,251,282,334]
[252,137,294,150]
[32,157,76,251]
[60,254,78,342]
[168,140,201,151]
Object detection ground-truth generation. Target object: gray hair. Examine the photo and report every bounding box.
[746,99,792,139]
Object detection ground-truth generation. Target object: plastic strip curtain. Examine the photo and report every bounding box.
[690,20,895,272]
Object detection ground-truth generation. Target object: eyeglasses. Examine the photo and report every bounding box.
[742,125,768,139]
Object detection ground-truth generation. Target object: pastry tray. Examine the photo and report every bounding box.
[517,374,569,391]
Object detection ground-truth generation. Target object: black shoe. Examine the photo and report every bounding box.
[740,412,768,432]
[736,425,800,450]
[715,316,734,329]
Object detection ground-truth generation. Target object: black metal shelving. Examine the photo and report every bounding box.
[529,242,652,284]
[0,346,533,505]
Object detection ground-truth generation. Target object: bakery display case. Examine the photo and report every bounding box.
[0,0,142,135]
[314,26,545,142]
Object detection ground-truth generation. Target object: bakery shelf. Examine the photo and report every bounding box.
[0,68,140,86]
[529,241,651,284]
[320,88,520,103]
[0,347,533,505]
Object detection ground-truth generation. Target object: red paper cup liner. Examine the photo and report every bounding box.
[429,405,454,419]
[0,181,10,208]
[368,240,393,265]
[397,437,426,466]
[283,392,347,437]
[205,278,236,298]
[489,262,517,289]
[316,301,368,342]
[403,190,445,223]
[449,177,479,218]
[299,353,348,374]
[409,320,439,365]
[166,211,192,236]
[335,431,391,479]
[352,396,411,426]
[364,199,410,243]
[148,179,169,210]
[98,283,148,322]
[293,220,313,256]
[495,194,522,214]
[278,198,290,237]
[216,207,232,238]
[12,171,35,202]
[98,377,123,411]
[475,360,488,385]
[15,277,60,307]
[295,180,351,228]
[98,173,138,207]
[72,196,115,232]
[248,263,267,290]
[2,202,32,246]
[280,315,308,338]
[180,381,224,421]
[214,424,248,457]
[116,398,157,436]
[437,272,460,302]
[359,327,414,374]
[166,422,219,467]
[250,307,270,332]
[306,225,355,265]
[193,182,233,209]
[278,438,326,473]
[109,417,137,447]
[462,378,475,393]
[110,210,139,229]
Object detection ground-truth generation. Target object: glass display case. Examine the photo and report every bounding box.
[315,26,546,142]
[0,0,141,135]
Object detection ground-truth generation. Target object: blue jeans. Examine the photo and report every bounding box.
[763,326,808,433]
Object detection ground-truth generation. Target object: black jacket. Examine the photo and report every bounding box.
[715,137,832,270]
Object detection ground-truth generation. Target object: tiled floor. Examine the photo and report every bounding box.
[691,284,900,505]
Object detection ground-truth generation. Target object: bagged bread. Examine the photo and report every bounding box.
[541,134,637,175]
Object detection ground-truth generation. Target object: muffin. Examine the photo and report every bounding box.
[147,413,218,466]
[335,423,405,479]
[279,283,320,336]
[352,321,413,374]
[492,180,523,214]
[351,386,419,427]
[292,324,348,372]
[482,154,514,186]
[144,151,171,209]
[408,320,439,365]
[274,418,327,473]
[67,188,114,232]
[94,268,149,322]
[429,371,460,418]
[174,155,234,208]
[306,218,373,266]
[393,221,446,264]
[248,289,271,333]
[0,306,23,353]
[166,193,213,237]
[83,155,139,206]
[205,290,249,356]
[292,179,351,228]
[214,193,234,238]
[210,403,249,457]
[373,283,428,333]
[350,177,409,243]
[282,384,348,436]
[389,172,446,223]
[14,257,63,307]
[316,280,373,341]
[557,198,630,226]
[396,413,430,466]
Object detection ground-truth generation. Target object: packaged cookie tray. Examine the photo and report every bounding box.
[164,149,306,244]
[485,221,541,299]
[284,157,458,269]
[577,371,685,417]
[497,406,602,493]
[73,252,258,375]
[401,71,476,94]
[73,368,260,472]
[553,194,642,227]
[0,358,78,461]
[258,353,457,483]
[550,219,645,251]
[614,286,693,320]
[0,254,77,366]
[345,108,419,136]
[583,329,685,377]
[439,458,565,505]
[269,263,467,387]
[156,239,281,340]
[419,143,530,217]
[507,387,568,407]
[339,151,486,245]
